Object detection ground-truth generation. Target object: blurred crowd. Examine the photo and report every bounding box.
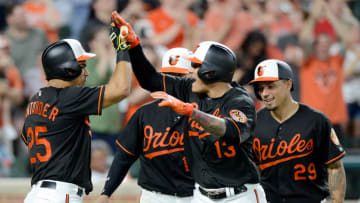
[0,0,359,181]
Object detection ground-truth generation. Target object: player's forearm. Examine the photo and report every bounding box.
[102,150,136,196]
[328,160,346,203]
[103,61,132,108]
[129,45,163,91]
[191,109,226,138]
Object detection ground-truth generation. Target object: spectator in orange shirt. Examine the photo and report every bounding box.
[300,33,347,141]
[146,0,199,49]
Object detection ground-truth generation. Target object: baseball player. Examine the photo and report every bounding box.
[96,48,195,203]
[249,59,346,203]
[21,20,132,203]
[111,11,267,203]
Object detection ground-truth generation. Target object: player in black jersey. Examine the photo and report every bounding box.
[248,59,346,203]
[96,47,194,203]
[111,11,267,203]
[21,20,132,203]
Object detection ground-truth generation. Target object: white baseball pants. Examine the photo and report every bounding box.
[24,180,84,203]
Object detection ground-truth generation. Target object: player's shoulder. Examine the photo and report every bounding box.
[256,107,272,122]
[28,87,57,102]
[298,103,329,121]
[135,100,169,116]
[138,100,161,111]
[227,82,254,105]
[60,85,101,97]
[256,107,269,116]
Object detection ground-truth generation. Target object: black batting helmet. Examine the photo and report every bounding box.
[41,39,96,81]
[248,59,294,100]
[183,41,236,83]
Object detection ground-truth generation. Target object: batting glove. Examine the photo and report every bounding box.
[151,91,194,117]
[109,19,130,63]
[111,11,140,49]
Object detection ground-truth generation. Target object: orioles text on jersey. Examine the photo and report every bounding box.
[253,133,314,170]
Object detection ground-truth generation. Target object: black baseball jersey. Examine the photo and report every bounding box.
[115,100,194,196]
[21,86,105,194]
[129,45,260,189]
[252,104,345,203]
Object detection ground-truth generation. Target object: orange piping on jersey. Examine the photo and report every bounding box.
[97,86,104,115]
[225,117,241,142]
[21,133,28,145]
[188,131,198,137]
[259,150,313,170]
[324,151,346,165]
[162,75,166,92]
[84,116,91,127]
[66,194,69,203]
[199,132,210,139]
[254,189,259,203]
[116,140,137,156]
[188,131,210,139]
[145,148,184,159]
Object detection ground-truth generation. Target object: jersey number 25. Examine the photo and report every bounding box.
[27,126,52,164]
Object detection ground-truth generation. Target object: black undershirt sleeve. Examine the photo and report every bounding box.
[128,45,163,92]
[101,150,137,196]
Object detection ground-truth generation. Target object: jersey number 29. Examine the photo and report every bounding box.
[294,163,317,181]
[27,126,52,164]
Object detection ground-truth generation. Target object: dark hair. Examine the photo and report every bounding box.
[5,3,21,18]
[241,30,267,58]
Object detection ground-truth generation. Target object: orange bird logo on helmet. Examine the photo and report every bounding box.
[257,66,265,76]
[169,55,180,65]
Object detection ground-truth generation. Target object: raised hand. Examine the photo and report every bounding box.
[109,19,130,52]
[111,11,140,49]
[151,91,194,117]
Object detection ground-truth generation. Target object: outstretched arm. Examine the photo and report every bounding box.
[327,160,346,203]
[191,109,226,138]
[96,149,137,203]
[151,92,242,139]
[129,45,163,92]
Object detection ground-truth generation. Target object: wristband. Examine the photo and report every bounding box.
[116,49,130,63]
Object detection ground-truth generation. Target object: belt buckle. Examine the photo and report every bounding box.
[207,189,224,196]
[199,187,226,200]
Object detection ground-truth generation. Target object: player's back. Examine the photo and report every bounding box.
[22,86,103,192]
